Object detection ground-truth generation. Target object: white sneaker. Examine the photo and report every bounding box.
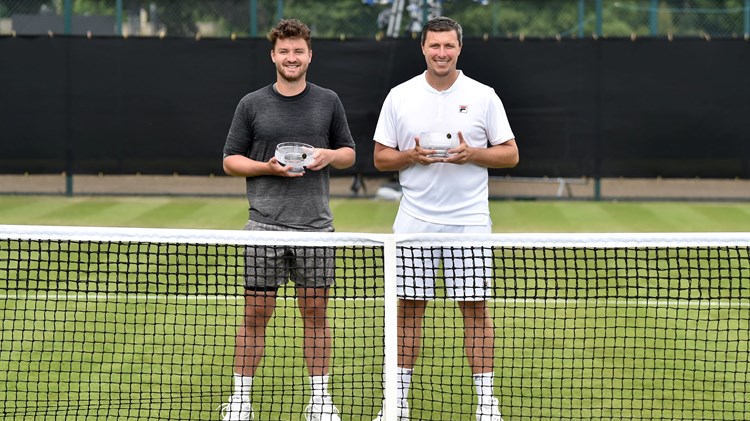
[218,396,254,420]
[373,400,409,421]
[476,397,503,421]
[304,395,341,421]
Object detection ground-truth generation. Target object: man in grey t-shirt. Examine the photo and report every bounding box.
[219,19,355,421]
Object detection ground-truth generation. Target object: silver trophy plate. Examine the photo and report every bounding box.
[275,142,314,173]
[419,132,459,157]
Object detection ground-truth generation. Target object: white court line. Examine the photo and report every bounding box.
[496,297,750,308]
[0,292,242,301]
[0,293,749,308]
[0,293,377,302]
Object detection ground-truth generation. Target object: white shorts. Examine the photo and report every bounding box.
[393,209,493,301]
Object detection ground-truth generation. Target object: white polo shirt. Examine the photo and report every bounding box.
[374,70,515,225]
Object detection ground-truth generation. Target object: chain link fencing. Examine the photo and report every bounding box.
[1,0,748,38]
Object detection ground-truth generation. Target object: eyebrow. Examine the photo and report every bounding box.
[427,41,457,47]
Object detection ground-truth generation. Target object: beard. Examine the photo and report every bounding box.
[276,63,307,83]
[427,59,454,78]
[429,67,451,78]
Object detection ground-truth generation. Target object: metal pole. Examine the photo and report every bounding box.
[64,40,73,197]
[594,177,601,201]
[387,0,404,37]
[745,0,750,37]
[63,0,73,194]
[492,0,500,37]
[115,0,123,35]
[393,0,405,37]
[382,237,398,421]
[63,0,73,34]
[276,0,283,22]
[249,0,258,37]
[595,0,602,36]
[65,173,74,196]
[578,0,585,37]
[649,0,658,35]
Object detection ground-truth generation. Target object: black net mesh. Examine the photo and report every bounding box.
[1,227,749,420]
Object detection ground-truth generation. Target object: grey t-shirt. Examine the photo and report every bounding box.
[223,82,355,230]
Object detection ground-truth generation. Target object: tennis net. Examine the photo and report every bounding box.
[1,225,749,420]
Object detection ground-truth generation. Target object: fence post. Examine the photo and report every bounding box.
[578,0,585,37]
[745,0,750,37]
[63,0,72,34]
[65,174,74,197]
[64,39,74,197]
[276,0,283,22]
[249,0,258,37]
[492,0,500,37]
[594,177,601,201]
[595,0,602,36]
[649,0,658,35]
[115,0,123,35]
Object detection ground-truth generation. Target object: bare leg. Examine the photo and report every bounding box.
[297,287,332,376]
[398,299,428,369]
[234,291,277,376]
[458,300,495,374]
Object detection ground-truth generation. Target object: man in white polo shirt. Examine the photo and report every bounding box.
[372,16,519,421]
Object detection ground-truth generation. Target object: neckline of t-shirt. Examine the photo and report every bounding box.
[422,70,463,94]
[270,82,311,101]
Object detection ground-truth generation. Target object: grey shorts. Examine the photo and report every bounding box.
[243,220,336,290]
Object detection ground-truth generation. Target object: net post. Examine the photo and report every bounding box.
[382,235,398,421]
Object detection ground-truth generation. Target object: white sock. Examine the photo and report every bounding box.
[473,372,495,404]
[233,373,253,401]
[309,374,330,400]
[397,367,413,405]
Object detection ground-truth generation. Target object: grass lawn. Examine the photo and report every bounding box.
[1,196,749,419]
[1,195,749,232]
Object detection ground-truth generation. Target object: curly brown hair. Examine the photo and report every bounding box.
[267,19,312,49]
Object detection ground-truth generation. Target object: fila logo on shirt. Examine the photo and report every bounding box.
[459,105,468,113]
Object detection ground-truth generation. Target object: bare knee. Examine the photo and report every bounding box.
[244,300,275,327]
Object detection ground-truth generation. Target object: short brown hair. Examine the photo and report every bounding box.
[268,19,312,49]
[421,16,463,47]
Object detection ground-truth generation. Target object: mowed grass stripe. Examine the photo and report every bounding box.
[1,196,750,232]
[0,196,247,230]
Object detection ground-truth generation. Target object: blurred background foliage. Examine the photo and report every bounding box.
[1,0,749,38]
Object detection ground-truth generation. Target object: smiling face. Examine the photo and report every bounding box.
[271,37,312,83]
[422,29,461,81]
